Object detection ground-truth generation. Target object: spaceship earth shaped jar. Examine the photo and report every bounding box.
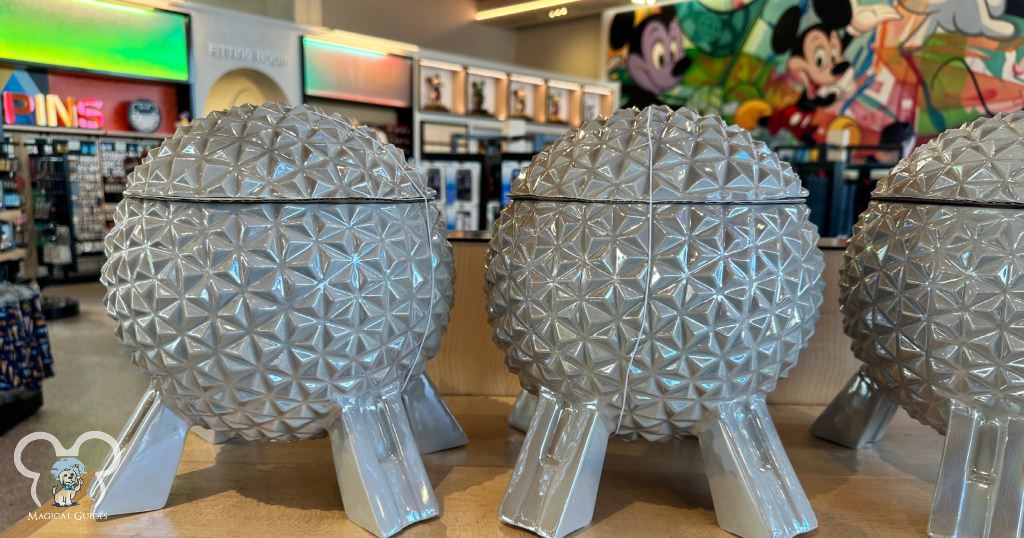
[812,112,1024,538]
[485,105,825,538]
[90,103,463,537]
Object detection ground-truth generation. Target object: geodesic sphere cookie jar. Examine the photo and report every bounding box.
[485,105,825,538]
[812,111,1024,538]
[92,103,463,538]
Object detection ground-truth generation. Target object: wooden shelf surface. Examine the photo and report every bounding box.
[0,248,26,263]
[6,397,943,537]
[0,210,24,223]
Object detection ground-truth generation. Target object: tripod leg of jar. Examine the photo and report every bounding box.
[499,390,610,538]
[329,391,439,538]
[810,367,899,448]
[401,371,468,454]
[90,384,190,517]
[190,426,234,445]
[508,389,539,432]
[696,395,817,538]
[928,401,1024,538]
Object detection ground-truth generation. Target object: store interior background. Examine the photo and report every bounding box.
[1,0,1023,531]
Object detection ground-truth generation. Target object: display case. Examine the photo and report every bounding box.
[413,53,619,162]
[508,75,543,122]
[582,85,615,122]
[466,67,505,119]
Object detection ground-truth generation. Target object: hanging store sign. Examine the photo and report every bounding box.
[2,91,104,129]
[302,37,413,108]
[0,68,180,134]
[0,0,189,82]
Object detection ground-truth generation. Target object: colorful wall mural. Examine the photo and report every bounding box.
[605,0,1024,146]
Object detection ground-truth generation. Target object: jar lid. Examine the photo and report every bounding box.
[874,111,1024,205]
[511,105,806,203]
[124,103,432,202]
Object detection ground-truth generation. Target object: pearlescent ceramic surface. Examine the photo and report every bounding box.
[101,103,453,442]
[841,112,1024,434]
[874,111,1024,204]
[486,106,824,441]
[842,201,1024,432]
[124,102,431,201]
[514,105,806,202]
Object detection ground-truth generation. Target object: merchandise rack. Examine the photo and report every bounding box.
[4,128,159,282]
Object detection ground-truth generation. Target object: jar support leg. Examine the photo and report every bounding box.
[329,391,439,537]
[499,389,610,538]
[402,372,468,454]
[508,389,539,432]
[190,426,234,444]
[810,367,899,448]
[90,383,190,517]
[696,395,817,538]
[929,401,1024,538]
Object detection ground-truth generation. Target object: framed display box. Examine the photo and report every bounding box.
[419,59,464,114]
[582,85,615,122]
[545,81,579,125]
[466,68,505,119]
[508,75,542,121]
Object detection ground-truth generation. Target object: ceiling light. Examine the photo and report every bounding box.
[467,67,508,79]
[548,80,581,91]
[510,74,545,85]
[548,7,568,17]
[476,0,580,21]
[420,59,464,72]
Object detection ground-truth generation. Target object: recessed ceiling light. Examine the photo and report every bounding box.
[476,0,580,21]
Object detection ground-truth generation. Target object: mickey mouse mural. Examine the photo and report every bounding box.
[608,6,691,108]
[605,0,1023,147]
[769,0,899,142]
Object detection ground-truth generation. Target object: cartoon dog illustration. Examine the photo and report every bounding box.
[609,6,691,108]
[52,467,83,507]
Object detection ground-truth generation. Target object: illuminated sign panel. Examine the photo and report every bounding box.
[0,0,189,82]
[2,91,104,129]
[302,38,412,108]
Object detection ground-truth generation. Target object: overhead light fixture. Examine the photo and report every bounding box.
[548,6,568,18]
[510,74,545,85]
[476,0,580,21]
[305,30,419,57]
[420,59,464,72]
[76,0,150,14]
[583,85,613,96]
[305,38,386,59]
[467,67,508,79]
[548,80,581,91]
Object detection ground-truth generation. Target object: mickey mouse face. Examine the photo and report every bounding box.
[790,28,851,89]
[628,16,688,96]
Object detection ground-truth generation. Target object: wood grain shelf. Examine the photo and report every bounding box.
[5,397,943,537]
[0,248,26,263]
[0,209,24,223]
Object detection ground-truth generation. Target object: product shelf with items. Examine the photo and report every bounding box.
[413,52,618,161]
[10,133,159,282]
[0,283,55,435]
[777,144,902,238]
